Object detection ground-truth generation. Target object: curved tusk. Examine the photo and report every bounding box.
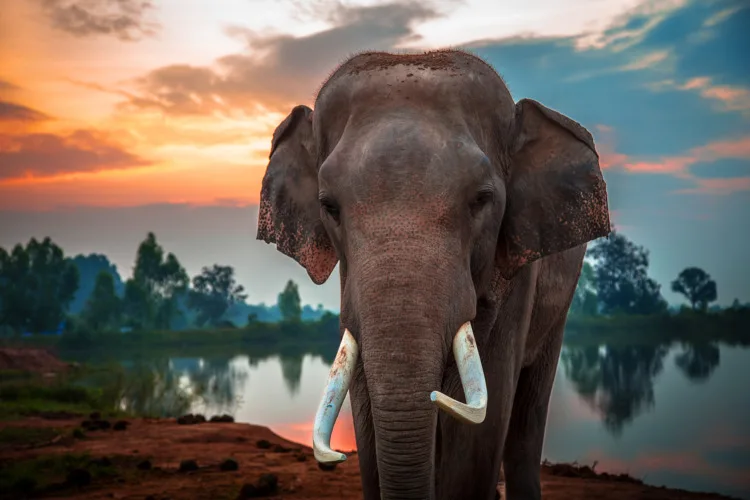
[430,322,488,424]
[312,328,359,464]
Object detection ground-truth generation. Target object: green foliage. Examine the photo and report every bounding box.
[69,254,124,314]
[122,232,188,330]
[278,280,302,323]
[0,237,79,333]
[671,267,718,311]
[586,231,667,316]
[571,261,598,316]
[188,264,247,327]
[82,271,122,332]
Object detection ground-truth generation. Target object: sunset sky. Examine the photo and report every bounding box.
[0,0,748,309]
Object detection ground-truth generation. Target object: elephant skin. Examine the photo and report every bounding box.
[256,49,611,500]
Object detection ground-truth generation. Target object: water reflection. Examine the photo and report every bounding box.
[71,338,750,499]
[560,343,669,436]
[674,342,721,383]
[561,340,724,436]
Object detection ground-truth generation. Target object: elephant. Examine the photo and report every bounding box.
[256,49,610,500]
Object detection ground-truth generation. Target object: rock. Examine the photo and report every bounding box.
[113,420,129,431]
[295,453,307,462]
[318,461,337,471]
[272,444,290,453]
[178,459,198,472]
[66,468,92,487]
[97,420,111,430]
[89,411,101,421]
[256,439,272,449]
[137,460,152,470]
[237,473,278,498]
[177,413,206,425]
[210,414,235,423]
[219,458,238,471]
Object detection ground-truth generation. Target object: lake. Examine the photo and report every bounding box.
[66,338,750,500]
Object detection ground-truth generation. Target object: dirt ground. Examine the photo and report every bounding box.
[0,348,70,374]
[0,415,739,500]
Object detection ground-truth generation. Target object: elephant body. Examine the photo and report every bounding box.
[257,49,610,500]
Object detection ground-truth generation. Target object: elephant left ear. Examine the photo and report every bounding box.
[496,98,611,279]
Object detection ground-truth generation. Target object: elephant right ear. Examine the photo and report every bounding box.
[256,105,338,285]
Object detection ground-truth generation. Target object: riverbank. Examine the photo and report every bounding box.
[0,414,741,500]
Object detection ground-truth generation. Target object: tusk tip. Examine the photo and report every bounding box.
[430,390,487,425]
[313,449,347,464]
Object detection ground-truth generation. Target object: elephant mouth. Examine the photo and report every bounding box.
[311,322,489,464]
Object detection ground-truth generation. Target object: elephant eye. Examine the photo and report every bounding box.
[319,196,341,224]
[470,187,495,216]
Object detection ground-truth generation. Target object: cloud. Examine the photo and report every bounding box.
[0,129,151,180]
[121,1,440,115]
[37,0,160,41]
[675,176,750,195]
[0,101,52,122]
[596,128,750,194]
[0,79,20,92]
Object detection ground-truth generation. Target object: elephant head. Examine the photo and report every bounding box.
[257,50,610,499]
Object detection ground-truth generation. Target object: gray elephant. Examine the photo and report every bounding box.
[256,49,610,500]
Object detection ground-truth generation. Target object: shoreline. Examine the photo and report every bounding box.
[0,414,742,500]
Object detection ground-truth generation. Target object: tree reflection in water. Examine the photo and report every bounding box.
[561,340,723,435]
[674,342,720,383]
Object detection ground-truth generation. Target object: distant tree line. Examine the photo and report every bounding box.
[570,230,742,317]
[1,230,747,337]
[0,232,334,336]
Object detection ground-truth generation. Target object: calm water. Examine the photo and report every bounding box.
[68,339,750,499]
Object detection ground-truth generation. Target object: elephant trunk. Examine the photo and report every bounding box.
[361,315,445,500]
[311,243,489,499]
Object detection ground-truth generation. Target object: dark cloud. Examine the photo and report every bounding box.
[0,129,151,180]
[38,0,159,41]
[0,100,52,122]
[122,1,439,115]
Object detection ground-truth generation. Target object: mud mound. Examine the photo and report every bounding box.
[0,348,69,373]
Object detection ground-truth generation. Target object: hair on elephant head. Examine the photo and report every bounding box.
[257,49,610,500]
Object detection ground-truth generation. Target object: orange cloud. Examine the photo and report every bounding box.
[0,129,151,181]
[594,126,750,194]
[0,100,52,122]
[678,77,750,116]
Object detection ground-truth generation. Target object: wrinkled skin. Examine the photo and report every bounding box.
[257,50,610,500]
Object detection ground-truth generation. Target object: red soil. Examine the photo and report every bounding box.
[0,348,69,374]
[0,415,738,500]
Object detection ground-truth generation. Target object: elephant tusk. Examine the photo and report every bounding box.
[312,328,359,464]
[430,322,488,425]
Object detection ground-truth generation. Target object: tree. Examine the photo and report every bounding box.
[278,280,302,323]
[0,237,79,333]
[188,265,247,327]
[570,261,598,315]
[671,267,717,311]
[82,271,122,332]
[69,254,124,314]
[586,231,667,315]
[122,233,188,330]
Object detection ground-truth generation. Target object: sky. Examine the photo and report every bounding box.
[0,0,748,310]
